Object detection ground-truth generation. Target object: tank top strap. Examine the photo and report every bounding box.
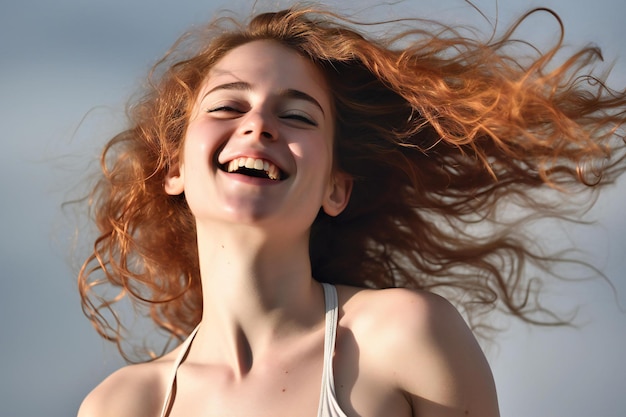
[317,283,348,417]
[159,325,200,417]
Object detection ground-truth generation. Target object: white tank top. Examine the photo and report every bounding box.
[159,283,348,417]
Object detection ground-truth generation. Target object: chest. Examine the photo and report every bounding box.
[164,332,412,417]
[166,348,325,417]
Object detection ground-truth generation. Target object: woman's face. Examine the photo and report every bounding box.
[166,40,351,234]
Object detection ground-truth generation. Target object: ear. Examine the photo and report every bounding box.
[322,172,353,217]
[164,161,185,195]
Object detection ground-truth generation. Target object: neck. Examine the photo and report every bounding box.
[190,220,325,374]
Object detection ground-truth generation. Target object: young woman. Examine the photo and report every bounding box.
[76,5,626,417]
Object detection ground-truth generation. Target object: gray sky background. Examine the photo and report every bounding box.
[1,1,625,416]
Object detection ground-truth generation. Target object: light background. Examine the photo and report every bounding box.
[1,0,625,416]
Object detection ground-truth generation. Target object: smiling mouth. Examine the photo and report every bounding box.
[221,157,285,180]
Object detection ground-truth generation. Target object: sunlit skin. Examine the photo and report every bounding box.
[168,40,342,230]
[78,40,499,417]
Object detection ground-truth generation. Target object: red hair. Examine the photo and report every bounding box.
[77,6,626,360]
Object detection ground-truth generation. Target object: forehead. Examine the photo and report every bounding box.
[198,40,331,107]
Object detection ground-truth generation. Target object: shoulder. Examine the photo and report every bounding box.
[77,356,175,417]
[337,286,500,417]
[337,286,465,341]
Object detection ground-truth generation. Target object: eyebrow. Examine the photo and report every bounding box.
[202,81,325,116]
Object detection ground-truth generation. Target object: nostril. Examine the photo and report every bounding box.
[243,129,273,138]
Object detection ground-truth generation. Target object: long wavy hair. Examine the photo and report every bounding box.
[77,4,626,360]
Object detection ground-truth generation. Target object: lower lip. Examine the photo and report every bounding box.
[220,170,283,185]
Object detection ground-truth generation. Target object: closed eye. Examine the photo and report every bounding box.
[207,105,244,114]
[280,112,318,127]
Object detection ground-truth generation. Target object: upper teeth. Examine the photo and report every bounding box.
[226,157,280,180]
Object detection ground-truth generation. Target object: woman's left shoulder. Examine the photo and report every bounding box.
[335,286,500,416]
[337,286,465,338]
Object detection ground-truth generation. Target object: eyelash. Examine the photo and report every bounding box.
[207,105,242,114]
[281,113,317,126]
[207,106,318,127]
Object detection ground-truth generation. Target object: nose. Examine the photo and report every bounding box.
[236,110,278,141]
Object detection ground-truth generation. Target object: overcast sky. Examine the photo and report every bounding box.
[1,1,625,416]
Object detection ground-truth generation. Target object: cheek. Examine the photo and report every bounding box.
[183,122,217,161]
[291,131,334,170]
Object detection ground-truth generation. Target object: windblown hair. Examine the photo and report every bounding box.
[78,4,626,360]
